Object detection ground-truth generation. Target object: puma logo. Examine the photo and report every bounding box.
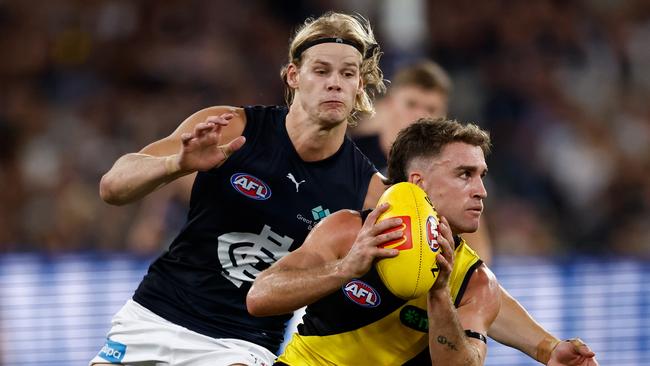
[286,173,305,192]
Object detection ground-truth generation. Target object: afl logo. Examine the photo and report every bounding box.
[426,216,440,252]
[230,173,272,200]
[342,280,381,308]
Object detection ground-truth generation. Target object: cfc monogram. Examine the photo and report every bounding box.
[218,225,294,287]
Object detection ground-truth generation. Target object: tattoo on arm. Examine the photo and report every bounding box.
[437,335,458,351]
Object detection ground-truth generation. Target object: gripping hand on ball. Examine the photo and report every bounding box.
[340,203,402,279]
[430,216,455,292]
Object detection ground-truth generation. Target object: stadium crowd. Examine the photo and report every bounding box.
[0,0,648,257]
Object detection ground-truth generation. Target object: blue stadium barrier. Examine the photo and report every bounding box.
[1,253,647,365]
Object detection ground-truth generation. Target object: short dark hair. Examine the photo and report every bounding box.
[386,117,491,184]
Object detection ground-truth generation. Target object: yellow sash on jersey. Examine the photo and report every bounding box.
[277,240,481,366]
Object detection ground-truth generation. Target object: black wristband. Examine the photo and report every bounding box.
[464,329,487,344]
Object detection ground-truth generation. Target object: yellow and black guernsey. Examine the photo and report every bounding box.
[275,218,483,366]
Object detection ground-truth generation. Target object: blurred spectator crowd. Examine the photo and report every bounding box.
[0,0,649,257]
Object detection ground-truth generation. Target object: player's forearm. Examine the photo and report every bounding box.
[247,261,350,317]
[99,153,188,205]
[488,285,559,364]
[428,289,482,366]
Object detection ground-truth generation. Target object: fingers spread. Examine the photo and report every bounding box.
[205,113,234,126]
[181,133,193,144]
[199,113,234,139]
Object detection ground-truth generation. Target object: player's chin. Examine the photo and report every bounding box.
[323,101,351,113]
[459,217,480,234]
[320,110,348,125]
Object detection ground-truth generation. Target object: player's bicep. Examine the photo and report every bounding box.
[274,209,362,274]
[457,264,501,355]
[458,265,501,329]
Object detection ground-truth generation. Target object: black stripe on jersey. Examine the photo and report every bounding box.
[452,235,462,249]
[453,259,483,308]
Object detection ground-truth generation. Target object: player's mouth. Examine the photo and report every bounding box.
[322,100,344,107]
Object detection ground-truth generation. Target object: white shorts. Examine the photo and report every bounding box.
[89,299,276,366]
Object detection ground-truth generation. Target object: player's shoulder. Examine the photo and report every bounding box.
[314,209,362,234]
[188,105,246,123]
[323,209,362,224]
[472,263,498,288]
[461,263,500,305]
[200,105,244,113]
[171,105,246,137]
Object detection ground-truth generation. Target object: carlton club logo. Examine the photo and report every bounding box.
[230,173,272,200]
[426,216,440,252]
[218,225,294,288]
[342,279,381,308]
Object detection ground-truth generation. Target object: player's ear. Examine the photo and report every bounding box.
[286,63,300,89]
[408,172,424,187]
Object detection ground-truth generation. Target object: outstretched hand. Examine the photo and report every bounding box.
[177,113,246,173]
[548,338,599,366]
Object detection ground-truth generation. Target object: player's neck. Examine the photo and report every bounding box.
[286,105,347,162]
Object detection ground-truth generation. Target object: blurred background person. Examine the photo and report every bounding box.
[1,0,648,257]
[351,60,452,172]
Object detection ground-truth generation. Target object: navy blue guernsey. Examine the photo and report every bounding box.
[133,105,377,353]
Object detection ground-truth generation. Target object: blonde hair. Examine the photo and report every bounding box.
[280,12,386,124]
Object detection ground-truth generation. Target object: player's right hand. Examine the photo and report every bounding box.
[339,203,402,279]
[176,113,246,173]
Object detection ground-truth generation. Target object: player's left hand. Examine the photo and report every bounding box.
[548,338,599,366]
[430,216,454,291]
